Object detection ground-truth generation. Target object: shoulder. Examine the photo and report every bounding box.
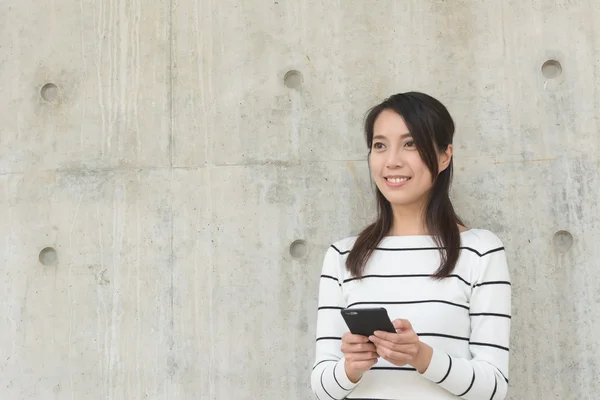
[319,236,357,276]
[462,228,510,283]
[461,228,506,255]
[329,236,359,255]
[318,236,357,279]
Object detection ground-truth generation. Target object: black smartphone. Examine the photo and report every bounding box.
[340,307,396,337]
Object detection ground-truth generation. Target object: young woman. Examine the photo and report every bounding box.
[310,92,511,400]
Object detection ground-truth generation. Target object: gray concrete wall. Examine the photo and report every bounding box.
[1,0,598,399]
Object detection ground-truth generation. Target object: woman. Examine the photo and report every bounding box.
[310,92,511,399]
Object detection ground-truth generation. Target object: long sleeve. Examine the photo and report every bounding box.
[310,246,359,400]
[420,237,511,399]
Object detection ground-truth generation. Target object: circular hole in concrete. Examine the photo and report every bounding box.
[552,230,573,252]
[41,83,59,101]
[541,60,562,79]
[284,70,303,89]
[289,240,308,258]
[39,247,58,266]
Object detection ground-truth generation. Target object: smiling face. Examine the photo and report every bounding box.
[369,109,452,209]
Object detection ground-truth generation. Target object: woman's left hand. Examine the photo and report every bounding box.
[369,319,433,373]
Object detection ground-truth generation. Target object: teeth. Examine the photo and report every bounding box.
[387,177,409,183]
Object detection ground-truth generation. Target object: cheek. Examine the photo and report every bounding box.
[369,156,383,177]
[416,169,435,189]
[409,161,434,186]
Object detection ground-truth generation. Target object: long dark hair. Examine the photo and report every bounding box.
[346,92,464,279]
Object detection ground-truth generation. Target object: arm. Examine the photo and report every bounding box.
[419,240,511,399]
[310,246,359,400]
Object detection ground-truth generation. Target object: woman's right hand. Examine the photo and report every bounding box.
[341,332,379,383]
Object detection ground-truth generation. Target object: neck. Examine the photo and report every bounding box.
[389,200,428,236]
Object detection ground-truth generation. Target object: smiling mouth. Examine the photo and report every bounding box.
[385,177,411,183]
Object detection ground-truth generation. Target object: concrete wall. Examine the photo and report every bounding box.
[1,0,598,399]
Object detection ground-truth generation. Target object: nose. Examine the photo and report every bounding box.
[385,147,404,169]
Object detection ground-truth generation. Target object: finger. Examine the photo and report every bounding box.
[377,342,415,354]
[376,346,409,364]
[369,335,393,349]
[349,360,378,370]
[343,342,376,354]
[354,343,377,352]
[372,329,417,344]
[343,332,370,344]
[392,318,412,332]
[370,335,408,351]
[370,334,417,355]
[371,330,401,343]
[347,351,379,361]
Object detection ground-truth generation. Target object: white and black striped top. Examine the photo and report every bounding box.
[311,229,511,400]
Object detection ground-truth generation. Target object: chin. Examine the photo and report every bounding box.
[382,194,412,205]
[388,199,414,207]
[381,191,423,206]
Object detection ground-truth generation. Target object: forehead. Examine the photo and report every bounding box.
[373,109,411,139]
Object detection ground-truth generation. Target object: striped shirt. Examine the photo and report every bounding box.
[311,229,511,400]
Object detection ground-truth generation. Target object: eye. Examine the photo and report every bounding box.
[404,140,416,148]
[373,142,385,150]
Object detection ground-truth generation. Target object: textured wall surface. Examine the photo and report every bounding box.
[1,0,599,399]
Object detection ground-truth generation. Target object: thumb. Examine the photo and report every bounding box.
[393,319,412,333]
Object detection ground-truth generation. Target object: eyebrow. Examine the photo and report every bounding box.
[373,133,412,140]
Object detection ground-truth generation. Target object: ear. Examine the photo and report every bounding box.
[438,144,453,173]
